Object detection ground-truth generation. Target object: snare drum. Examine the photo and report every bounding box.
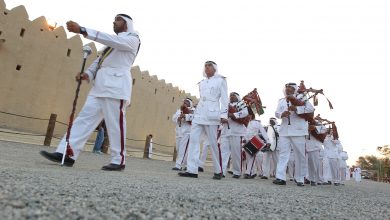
[243,135,265,156]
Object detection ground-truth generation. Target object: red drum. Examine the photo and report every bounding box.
[243,136,265,156]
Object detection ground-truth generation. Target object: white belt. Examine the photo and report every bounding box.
[201,97,218,102]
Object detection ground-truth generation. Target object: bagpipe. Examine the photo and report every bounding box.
[287,81,334,125]
[314,114,339,140]
[179,105,194,127]
[228,88,265,127]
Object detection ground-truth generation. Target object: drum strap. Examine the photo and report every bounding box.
[271,125,279,148]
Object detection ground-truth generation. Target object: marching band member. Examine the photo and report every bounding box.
[306,120,327,186]
[339,148,349,185]
[323,130,341,186]
[172,98,194,170]
[40,14,140,171]
[221,92,249,178]
[354,166,362,182]
[261,118,280,179]
[178,61,229,180]
[273,82,314,186]
[243,112,270,179]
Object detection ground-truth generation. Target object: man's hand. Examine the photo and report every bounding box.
[75,72,89,82]
[281,111,290,118]
[288,105,297,111]
[220,118,229,124]
[66,21,81,34]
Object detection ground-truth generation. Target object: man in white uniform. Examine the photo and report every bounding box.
[323,132,341,185]
[244,117,270,179]
[178,61,229,179]
[306,121,327,186]
[172,98,194,170]
[354,167,362,182]
[261,118,280,179]
[339,149,349,185]
[273,82,314,186]
[221,92,248,178]
[40,14,140,171]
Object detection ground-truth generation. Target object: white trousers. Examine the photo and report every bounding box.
[262,150,279,178]
[56,96,127,165]
[339,167,346,183]
[255,152,264,176]
[322,157,332,182]
[307,150,320,182]
[243,151,263,176]
[328,158,340,183]
[221,136,243,175]
[275,136,306,182]
[287,153,295,179]
[186,123,222,174]
[198,142,210,168]
[318,158,324,183]
[175,134,190,169]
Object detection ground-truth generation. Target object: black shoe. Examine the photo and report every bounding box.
[213,173,222,180]
[317,182,322,185]
[297,182,304,187]
[273,179,286,185]
[198,167,204,172]
[40,151,74,167]
[183,167,187,171]
[172,167,181,171]
[261,176,268,180]
[178,172,198,178]
[232,175,240,179]
[244,174,256,179]
[289,178,294,181]
[227,171,233,175]
[222,175,226,178]
[311,181,317,186]
[334,183,340,186]
[101,163,125,171]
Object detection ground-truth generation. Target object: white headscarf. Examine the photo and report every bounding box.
[230,92,241,102]
[203,61,224,78]
[184,98,193,108]
[270,117,278,125]
[117,14,137,34]
[283,82,298,96]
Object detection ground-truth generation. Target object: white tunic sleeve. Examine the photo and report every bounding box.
[85,28,140,52]
[219,79,229,119]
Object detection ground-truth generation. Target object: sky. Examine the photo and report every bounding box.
[5,0,390,165]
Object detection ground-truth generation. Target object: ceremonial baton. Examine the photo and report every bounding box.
[61,45,92,166]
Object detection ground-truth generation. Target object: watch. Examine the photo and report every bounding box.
[79,26,87,35]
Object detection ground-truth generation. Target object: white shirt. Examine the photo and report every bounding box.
[323,135,340,159]
[245,120,270,144]
[306,124,327,152]
[172,109,193,138]
[192,75,229,125]
[275,97,315,137]
[84,28,140,105]
[266,124,279,151]
[221,103,248,137]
